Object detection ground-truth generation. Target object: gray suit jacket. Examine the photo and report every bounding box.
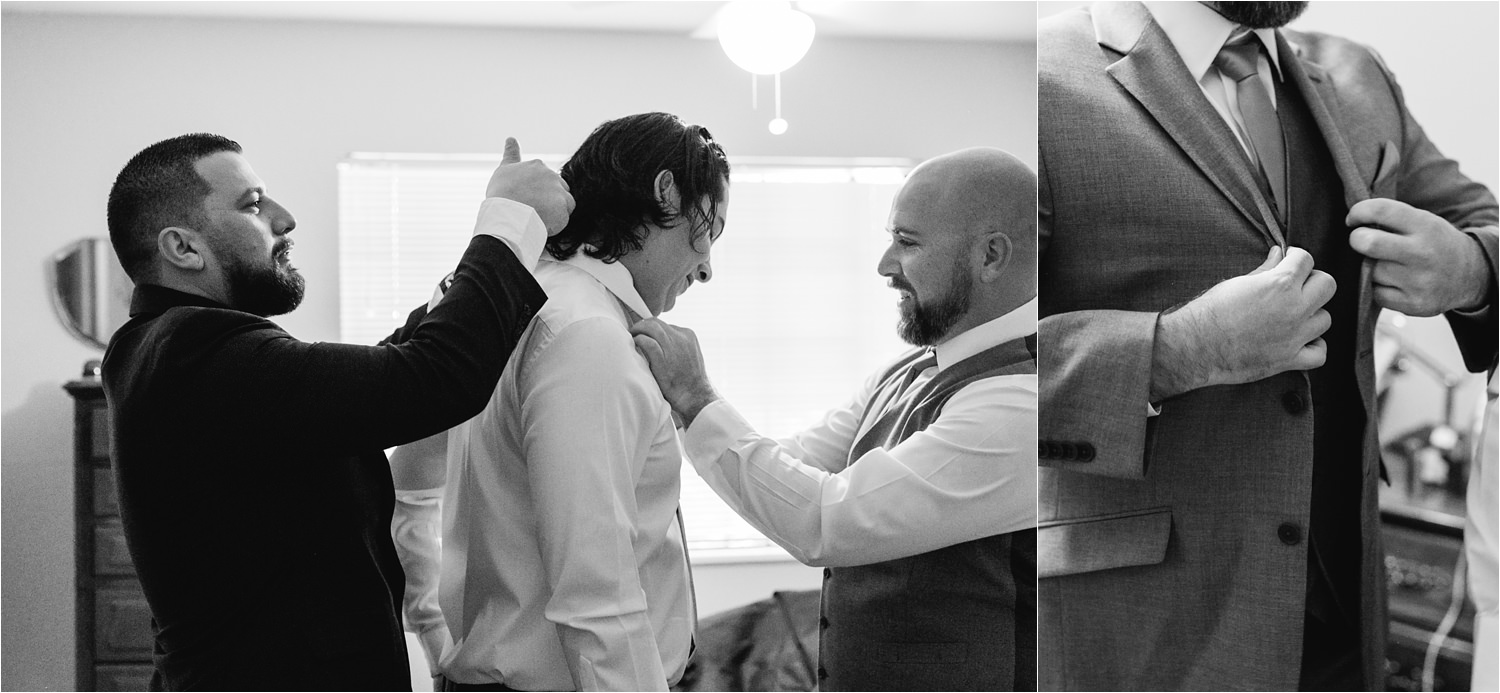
[1037,3,1499,690]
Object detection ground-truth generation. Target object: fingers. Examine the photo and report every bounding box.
[632,334,664,365]
[1295,308,1332,345]
[501,137,522,166]
[1345,197,1420,234]
[1302,269,1337,307]
[1249,245,1283,275]
[1348,226,1414,262]
[1291,337,1328,371]
[629,317,667,341]
[1274,246,1315,282]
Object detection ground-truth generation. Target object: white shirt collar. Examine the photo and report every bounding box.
[1143,1,1283,83]
[933,297,1037,371]
[553,249,653,321]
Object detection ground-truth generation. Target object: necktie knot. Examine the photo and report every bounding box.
[893,350,939,399]
[1215,35,1263,83]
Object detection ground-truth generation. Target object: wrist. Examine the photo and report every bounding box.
[1454,232,1494,312]
[1150,308,1209,401]
[676,388,720,429]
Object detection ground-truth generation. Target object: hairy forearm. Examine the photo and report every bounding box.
[1150,308,1211,402]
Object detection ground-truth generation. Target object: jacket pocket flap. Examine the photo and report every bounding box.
[1038,507,1172,579]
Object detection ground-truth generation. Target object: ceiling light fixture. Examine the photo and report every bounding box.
[716,1,815,135]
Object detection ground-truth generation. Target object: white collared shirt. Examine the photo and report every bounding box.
[682,299,1039,568]
[1144,1,1285,159]
[404,252,693,691]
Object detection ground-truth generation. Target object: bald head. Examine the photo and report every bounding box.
[901,146,1038,272]
[879,147,1036,344]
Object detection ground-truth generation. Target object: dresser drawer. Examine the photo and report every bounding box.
[95,586,153,661]
[96,663,153,691]
[90,406,111,462]
[94,520,135,576]
[94,467,120,517]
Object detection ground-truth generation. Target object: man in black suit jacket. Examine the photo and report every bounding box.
[101,133,571,690]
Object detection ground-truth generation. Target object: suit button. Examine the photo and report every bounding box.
[817,666,828,681]
[823,568,831,580]
[1282,391,1307,415]
[1049,441,1065,459]
[1038,441,1048,458]
[819,616,829,629]
[1060,442,1076,460]
[1278,522,1302,545]
[1077,443,1096,462]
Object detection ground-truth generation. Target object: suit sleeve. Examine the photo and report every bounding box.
[191,204,549,457]
[1038,149,1161,480]
[1376,49,1500,372]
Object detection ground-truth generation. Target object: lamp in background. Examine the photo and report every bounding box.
[717,1,815,135]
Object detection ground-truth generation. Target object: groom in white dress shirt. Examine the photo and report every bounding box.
[631,147,1039,691]
[389,112,729,692]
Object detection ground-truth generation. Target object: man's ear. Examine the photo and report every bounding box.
[654,170,681,217]
[157,226,207,272]
[978,230,1011,283]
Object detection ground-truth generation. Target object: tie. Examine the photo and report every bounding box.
[873,351,938,426]
[1215,32,1287,220]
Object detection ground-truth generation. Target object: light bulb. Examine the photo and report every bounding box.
[769,118,788,135]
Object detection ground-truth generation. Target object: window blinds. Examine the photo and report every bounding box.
[340,155,911,558]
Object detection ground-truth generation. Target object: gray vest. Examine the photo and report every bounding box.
[819,335,1038,691]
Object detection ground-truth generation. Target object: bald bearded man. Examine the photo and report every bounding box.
[631,148,1038,692]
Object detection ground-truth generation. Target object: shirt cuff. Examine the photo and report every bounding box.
[683,399,754,464]
[473,197,548,272]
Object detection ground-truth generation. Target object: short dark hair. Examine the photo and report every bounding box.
[107,133,242,282]
[549,113,729,263]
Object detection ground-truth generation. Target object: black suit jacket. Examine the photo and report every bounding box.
[101,234,545,691]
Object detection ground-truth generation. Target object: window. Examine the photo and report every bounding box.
[340,154,912,561]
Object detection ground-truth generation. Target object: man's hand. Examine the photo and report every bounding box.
[629,318,720,427]
[1347,198,1490,316]
[1151,246,1335,401]
[486,137,575,236]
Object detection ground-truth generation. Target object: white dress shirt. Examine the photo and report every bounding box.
[1143,1,1284,159]
[396,251,694,692]
[681,299,1038,568]
[388,195,547,670]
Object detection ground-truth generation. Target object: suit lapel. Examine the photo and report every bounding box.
[1095,1,1284,248]
[1281,33,1380,420]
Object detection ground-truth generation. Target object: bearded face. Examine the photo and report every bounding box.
[1210,1,1310,29]
[894,251,974,347]
[222,235,305,317]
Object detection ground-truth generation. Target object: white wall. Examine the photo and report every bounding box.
[0,10,1035,690]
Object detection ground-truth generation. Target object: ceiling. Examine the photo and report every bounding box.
[1,1,1036,42]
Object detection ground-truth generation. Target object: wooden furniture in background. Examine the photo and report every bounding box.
[66,377,153,691]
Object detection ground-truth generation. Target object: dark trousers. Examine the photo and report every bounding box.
[1298,609,1365,691]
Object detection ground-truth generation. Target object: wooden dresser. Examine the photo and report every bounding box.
[65,378,154,691]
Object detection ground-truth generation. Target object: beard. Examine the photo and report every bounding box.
[895,265,973,347]
[224,239,305,317]
[1210,1,1310,28]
